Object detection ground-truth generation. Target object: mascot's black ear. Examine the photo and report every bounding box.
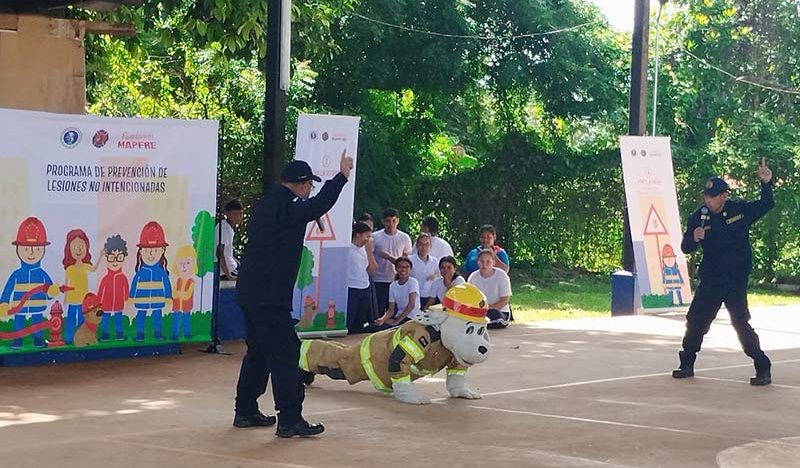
[413,309,448,326]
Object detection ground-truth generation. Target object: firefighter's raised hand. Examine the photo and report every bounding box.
[757,157,772,183]
[339,149,353,178]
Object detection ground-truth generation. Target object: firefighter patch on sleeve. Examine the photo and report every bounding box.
[418,336,429,348]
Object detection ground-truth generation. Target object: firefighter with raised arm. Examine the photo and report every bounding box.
[672,158,774,386]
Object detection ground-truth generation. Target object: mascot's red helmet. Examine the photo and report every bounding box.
[441,283,489,323]
[137,221,169,248]
[12,217,50,246]
[662,244,676,258]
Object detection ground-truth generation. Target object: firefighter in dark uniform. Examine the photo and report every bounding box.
[233,151,353,437]
[672,158,774,386]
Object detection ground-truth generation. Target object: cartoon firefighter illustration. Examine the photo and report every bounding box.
[661,244,685,305]
[129,221,171,342]
[0,217,64,349]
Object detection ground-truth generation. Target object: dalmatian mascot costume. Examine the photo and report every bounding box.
[298,283,491,404]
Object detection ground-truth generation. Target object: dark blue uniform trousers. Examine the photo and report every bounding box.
[682,280,768,364]
[235,308,304,425]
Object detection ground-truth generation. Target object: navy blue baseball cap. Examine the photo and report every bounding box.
[280,160,321,183]
[702,177,729,196]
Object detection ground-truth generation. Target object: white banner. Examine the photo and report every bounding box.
[620,136,692,311]
[293,114,360,336]
[0,108,217,353]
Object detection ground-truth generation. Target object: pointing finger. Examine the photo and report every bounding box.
[760,157,765,168]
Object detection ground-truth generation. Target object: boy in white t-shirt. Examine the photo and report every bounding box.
[375,257,420,327]
[468,250,512,329]
[372,208,412,312]
[347,222,378,333]
[215,199,243,280]
[408,233,439,306]
[412,216,455,260]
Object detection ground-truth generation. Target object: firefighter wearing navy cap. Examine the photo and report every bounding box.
[672,158,774,386]
[234,150,353,437]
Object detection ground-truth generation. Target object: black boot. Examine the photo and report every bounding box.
[233,410,277,428]
[672,351,696,378]
[276,419,325,438]
[750,356,771,386]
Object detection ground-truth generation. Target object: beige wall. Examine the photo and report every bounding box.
[0,14,86,114]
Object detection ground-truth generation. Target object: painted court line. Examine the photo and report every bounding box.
[440,358,800,401]
[695,376,800,390]
[0,407,363,455]
[110,439,321,468]
[469,405,758,443]
[499,330,585,339]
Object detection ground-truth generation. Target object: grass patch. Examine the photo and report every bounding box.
[509,270,800,323]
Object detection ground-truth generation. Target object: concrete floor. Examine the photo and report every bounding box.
[4,306,800,467]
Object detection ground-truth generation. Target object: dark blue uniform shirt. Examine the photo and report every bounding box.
[681,182,774,285]
[236,173,348,320]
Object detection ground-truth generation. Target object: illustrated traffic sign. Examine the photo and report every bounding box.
[643,204,669,236]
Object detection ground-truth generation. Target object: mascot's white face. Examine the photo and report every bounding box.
[415,309,490,367]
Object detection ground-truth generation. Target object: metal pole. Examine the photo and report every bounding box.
[622,0,651,272]
[262,0,287,194]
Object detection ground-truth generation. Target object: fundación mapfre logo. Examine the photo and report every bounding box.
[310,130,318,140]
[92,129,109,148]
[61,128,82,148]
[630,149,647,157]
[322,132,329,141]
[117,131,157,150]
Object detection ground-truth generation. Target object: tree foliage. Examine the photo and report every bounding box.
[77,0,800,280]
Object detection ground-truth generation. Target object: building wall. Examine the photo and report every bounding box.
[0,14,86,114]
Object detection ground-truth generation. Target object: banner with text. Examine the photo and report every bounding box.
[0,108,218,355]
[620,136,692,312]
[292,114,360,337]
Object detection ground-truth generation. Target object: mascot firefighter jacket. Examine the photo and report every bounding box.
[299,320,469,392]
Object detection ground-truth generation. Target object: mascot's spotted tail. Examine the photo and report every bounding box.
[299,283,491,404]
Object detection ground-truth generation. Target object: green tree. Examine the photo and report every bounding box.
[192,210,215,312]
[295,246,315,313]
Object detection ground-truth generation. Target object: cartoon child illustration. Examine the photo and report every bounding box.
[170,245,196,340]
[0,217,61,349]
[129,221,171,342]
[62,229,98,345]
[661,244,684,305]
[96,235,129,341]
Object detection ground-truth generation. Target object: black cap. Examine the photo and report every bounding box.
[702,177,729,196]
[280,160,322,183]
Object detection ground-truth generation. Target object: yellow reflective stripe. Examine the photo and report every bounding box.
[392,329,402,348]
[391,375,411,384]
[447,368,466,376]
[134,297,166,304]
[399,336,425,362]
[299,340,311,371]
[13,283,43,291]
[359,335,391,393]
[11,300,46,307]
[136,281,163,289]
[410,364,434,376]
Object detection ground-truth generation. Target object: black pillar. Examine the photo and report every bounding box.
[263,0,287,194]
[623,0,651,272]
